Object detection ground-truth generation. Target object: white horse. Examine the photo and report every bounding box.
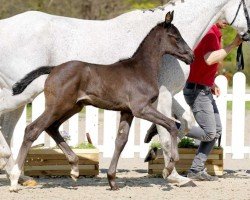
[1,0,250,188]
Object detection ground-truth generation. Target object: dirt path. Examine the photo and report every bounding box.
[1,157,250,200]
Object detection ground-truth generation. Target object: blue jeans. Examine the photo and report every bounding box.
[183,86,222,172]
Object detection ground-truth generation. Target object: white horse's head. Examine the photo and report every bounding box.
[223,0,250,41]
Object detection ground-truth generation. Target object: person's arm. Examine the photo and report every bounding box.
[204,34,243,66]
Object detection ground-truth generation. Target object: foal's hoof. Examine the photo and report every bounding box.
[109,181,119,191]
[110,184,119,191]
[70,174,79,182]
[9,186,20,193]
[70,168,79,182]
[107,173,119,191]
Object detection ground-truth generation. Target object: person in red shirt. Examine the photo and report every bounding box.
[184,19,242,180]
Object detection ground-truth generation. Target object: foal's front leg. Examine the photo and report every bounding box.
[131,102,179,176]
[107,112,134,190]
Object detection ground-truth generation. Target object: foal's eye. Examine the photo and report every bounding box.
[175,37,181,42]
[168,34,180,42]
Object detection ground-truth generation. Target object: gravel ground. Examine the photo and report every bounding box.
[1,157,250,200]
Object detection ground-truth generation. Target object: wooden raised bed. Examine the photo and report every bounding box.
[24,148,99,177]
[148,148,223,176]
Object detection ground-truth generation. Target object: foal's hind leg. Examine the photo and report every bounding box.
[9,110,61,192]
[45,104,83,181]
[46,127,79,181]
[107,112,134,190]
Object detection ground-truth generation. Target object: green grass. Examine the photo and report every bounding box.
[178,137,196,148]
[74,142,96,149]
[26,103,32,121]
[150,141,162,149]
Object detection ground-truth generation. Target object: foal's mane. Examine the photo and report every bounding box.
[118,22,165,63]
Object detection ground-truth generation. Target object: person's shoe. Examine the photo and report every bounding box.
[187,168,219,181]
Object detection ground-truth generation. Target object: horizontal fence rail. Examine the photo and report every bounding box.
[11,72,250,159]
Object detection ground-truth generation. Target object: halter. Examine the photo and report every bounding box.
[230,0,250,71]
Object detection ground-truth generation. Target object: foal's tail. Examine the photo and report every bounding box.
[12,66,54,95]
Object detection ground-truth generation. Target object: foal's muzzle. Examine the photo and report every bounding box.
[183,51,195,65]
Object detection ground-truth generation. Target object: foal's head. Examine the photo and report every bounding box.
[158,11,194,65]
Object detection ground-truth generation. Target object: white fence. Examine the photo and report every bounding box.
[11,72,250,160]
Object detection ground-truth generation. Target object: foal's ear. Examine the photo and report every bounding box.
[165,11,174,26]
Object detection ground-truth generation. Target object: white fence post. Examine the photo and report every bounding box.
[85,106,99,146]
[68,113,79,147]
[32,93,46,147]
[215,75,228,150]
[139,119,151,158]
[103,110,117,157]
[231,72,246,159]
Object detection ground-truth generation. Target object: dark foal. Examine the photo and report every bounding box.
[10,12,194,191]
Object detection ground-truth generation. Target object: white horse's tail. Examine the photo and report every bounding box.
[12,66,54,95]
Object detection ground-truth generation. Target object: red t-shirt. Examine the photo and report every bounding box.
[187,25,222,87]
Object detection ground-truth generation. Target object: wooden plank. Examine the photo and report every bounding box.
[178,148,223,154]
[157,154,220,160]
[149,163,222,171]
[27,153,99,162]
[206,160,223,165]
[25,159,98,166]
[24,164,97,171]
[150,158,223,165]
[150,159,164,164]
[28,148,99,155]
[176,165,223,171]
[176,159,223,166]
[24,170,99,176]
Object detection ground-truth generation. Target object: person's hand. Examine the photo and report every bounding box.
[211,84,220,97]
[231,34,243,47]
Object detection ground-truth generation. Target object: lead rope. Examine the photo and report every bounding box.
[236,43,244,71]
[236,0,250,71]
[230,0,244,71]
[230,0,250,71]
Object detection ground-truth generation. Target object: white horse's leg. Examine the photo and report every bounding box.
[0,75,47,116]
[0,113,11,169]
[0,107,24,175]
[0,127,11,169]
[0,107,36,187]
[155,87,174,176]
[172,96,196,136]
[156,86,194,186]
